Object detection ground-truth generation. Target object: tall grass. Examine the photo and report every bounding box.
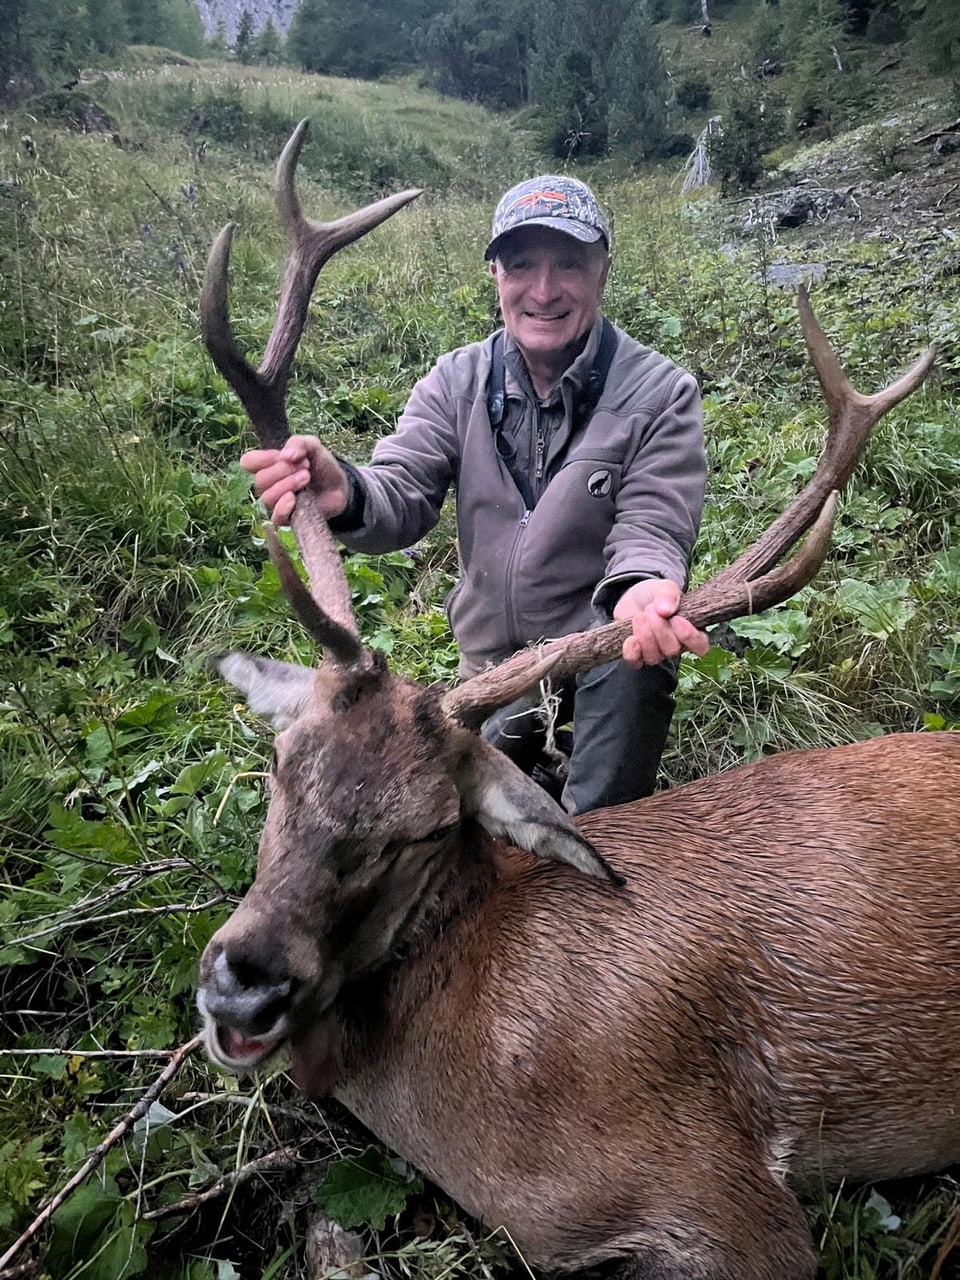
[1,58,958,1280]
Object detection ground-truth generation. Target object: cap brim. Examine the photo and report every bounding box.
[484,217,606,261]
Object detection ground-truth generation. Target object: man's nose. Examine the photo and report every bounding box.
[528,264,559,302]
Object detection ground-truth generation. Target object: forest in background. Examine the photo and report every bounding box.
[3,0,959,171]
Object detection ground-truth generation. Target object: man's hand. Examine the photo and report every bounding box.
[239,436,350,526]
[614,578,710,668]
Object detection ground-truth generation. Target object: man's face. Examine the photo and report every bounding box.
[491,226,610,371]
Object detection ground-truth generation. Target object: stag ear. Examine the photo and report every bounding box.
[216,652,317,730]
[457,737,624,884]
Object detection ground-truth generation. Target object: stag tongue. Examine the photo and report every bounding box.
[220,1025,279,1063]
[289,1019,340,1098]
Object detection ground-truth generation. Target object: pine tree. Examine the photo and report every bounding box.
[421,0,533,108]
[287,0,443,78]
[607,2,672,159]
[235,8,256,63]
[122,0,204,55]
[915,0,960,91]
[251,18,282,65]
[781,0,874,133]
[530,0,673,160]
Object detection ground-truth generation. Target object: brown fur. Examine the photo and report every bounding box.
[197,665,960,1280]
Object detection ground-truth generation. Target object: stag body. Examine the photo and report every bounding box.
[196,123,946,1280]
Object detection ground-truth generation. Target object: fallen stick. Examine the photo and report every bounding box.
[0,1035,203,1271]
[140,1145,303,1221]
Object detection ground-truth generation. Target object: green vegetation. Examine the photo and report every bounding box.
[1,49,958,1280]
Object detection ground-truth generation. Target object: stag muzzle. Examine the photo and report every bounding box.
[197,942,295,1070]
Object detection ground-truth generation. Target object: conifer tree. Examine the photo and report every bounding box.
[607,1,672,158]
[252,18,282,65]
[915,0,960,94]
[530,0,673,160]
[288,0,442,78]
[235,9,255,63]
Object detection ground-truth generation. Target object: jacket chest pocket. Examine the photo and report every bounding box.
[555,455,624,508]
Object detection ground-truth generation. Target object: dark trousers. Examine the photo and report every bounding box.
[480,657,678,815]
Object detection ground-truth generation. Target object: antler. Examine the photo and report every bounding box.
[443,291,936,727]
[201,118,422,655]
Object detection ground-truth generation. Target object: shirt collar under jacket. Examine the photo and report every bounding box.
[502,313,605,408]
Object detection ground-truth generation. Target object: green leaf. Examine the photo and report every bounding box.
[170,751,228,796]
[314,1147,423,1230]
[729,607,812,658]
[836,578,916,640]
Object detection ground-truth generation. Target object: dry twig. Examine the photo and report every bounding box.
[140,1145,304,1221]
[10,896,227,947]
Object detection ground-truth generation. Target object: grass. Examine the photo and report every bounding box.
[0,53,958,1280]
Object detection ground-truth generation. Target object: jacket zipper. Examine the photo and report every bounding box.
[504,507,532,649]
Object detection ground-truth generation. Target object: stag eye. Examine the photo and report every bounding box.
[422,823,457,845]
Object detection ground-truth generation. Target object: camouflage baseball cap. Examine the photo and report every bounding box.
[484,175,611,261]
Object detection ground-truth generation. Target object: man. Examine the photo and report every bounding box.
[242,175,709,814]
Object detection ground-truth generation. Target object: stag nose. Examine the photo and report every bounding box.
[200,945,296,1035]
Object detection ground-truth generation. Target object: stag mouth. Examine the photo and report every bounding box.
[208,1021,287,1072]
[200,1009,340,1096]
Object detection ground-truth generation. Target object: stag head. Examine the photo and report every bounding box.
[196,122,935,1094]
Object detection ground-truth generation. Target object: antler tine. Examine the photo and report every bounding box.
[261,119,423,390]
[263,524,364,666]
[705,287,936,590]
[200,120,422,652]
[443,291,936,729]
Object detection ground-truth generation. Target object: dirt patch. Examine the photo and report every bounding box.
[721,102,960,254]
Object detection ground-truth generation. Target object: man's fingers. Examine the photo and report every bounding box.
[272,492,296,527]
[672,617,711,656]
[621,609,710,668]
[254,464,309,498]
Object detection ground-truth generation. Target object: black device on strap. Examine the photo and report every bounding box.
[487,318,618,510]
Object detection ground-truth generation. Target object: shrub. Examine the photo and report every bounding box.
[707,86,786,192]
[675,73,711,112]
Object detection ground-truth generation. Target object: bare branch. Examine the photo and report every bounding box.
[140,1145,304,1222]
[9,895,227,948]
[3,1049,189,1060]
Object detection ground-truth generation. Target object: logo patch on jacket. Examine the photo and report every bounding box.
[587,469,612,497]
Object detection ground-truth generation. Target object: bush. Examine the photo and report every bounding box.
[675,73,711,112]
[707,86,786,192]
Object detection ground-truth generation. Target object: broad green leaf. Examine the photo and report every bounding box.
[836,578,916,640]
[314,1147,423,1230]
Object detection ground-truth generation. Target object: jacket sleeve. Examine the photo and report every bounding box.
[593,368,706,611]
[335,359,461,554]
